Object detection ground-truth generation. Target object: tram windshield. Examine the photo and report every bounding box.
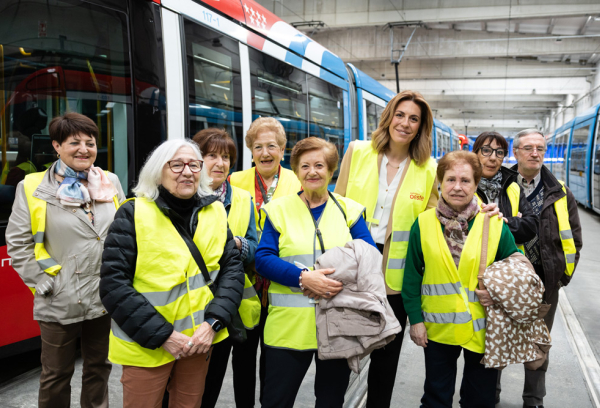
[0,0,132,224]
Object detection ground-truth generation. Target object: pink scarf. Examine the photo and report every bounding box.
[54,159,117,206]
[435,196,480,267]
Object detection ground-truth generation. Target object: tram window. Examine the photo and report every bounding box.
[183,20,243,172]
[249,48,308,169]
[593,118,600,209]
[570,125,589,174]
[365,101,384,140]
[554,130,570,182]
[307,75,344,180]
[0,0,131,225]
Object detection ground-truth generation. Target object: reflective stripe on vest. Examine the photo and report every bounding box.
[229,167,301,232]
[23,171,119,294]
[419,209,502,354]
[555,181,577,276]
[261,192,365,350]
[108,198,228,367]
[228,184,261,329]
[346,141,437,291]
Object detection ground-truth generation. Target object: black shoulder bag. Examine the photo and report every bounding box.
[177,225,248,344]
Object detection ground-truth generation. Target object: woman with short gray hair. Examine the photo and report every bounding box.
[100,139,244,407]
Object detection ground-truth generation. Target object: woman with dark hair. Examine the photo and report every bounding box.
[193,128,261,408]
[473,131,538,247]
[6,112,125,407]
[402,151,520,408]
[335,90,439,407]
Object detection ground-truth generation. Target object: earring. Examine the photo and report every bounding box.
[57,154,60,158]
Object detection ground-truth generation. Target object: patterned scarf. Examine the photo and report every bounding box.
[54,159,116,206]
[213,181,227,203]
[478,171,503,202]
[436,196,480,267]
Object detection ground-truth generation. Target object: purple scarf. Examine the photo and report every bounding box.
[436,196,480,267]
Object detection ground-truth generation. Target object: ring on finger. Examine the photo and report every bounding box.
[326,291,331,297]
[187,341,194,347]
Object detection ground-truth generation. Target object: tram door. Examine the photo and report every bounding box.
[592,116,600,214]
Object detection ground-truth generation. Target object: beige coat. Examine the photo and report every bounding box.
[335,141,439,294]
[482,253,552,369]
[314,240,402,373]
[6,163,125,324]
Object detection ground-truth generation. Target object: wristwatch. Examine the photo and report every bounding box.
[206,317,224,332]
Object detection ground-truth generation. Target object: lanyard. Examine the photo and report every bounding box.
[303,192,348,255]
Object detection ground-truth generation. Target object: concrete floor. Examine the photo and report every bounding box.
[1,205,598,408]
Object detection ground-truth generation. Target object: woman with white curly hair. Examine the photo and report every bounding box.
[100,138,244,408]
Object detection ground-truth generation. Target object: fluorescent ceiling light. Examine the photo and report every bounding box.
[199,105,212,109]
[194,55,230,70]
[312,111,327,116]
[210,84,230,91]
[195,79,204,83]
[255,95,265,99]
[258,77,301,94]
[278,118,291,121]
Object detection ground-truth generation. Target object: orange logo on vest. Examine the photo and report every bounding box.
[410,192,424,201]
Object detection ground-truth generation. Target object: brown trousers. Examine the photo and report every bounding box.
[38,314,111,408]
[121,350,211,408]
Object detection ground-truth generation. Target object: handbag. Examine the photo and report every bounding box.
[176,221,248,344]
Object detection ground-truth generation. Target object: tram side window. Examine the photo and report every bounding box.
[593,118,600,209]
[554,131,569,182]
[570,125,589,174]
[249,48,308,168]
[0,0,131,226]
[307,75,344,180]
[183,20,243,172]
[365,101,384,140]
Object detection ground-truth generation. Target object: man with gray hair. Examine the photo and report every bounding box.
[498,128,582,408]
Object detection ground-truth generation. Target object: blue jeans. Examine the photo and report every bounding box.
[421,340,498,408]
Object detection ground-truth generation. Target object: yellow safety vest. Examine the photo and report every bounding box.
[109,197,229,367]
[23,170,119,294]
[419,209,503,354]
[345,141,437,291]
[555,181,577,276]
[1,160,37,184]
[229,166,301,232]
[228,184,261,329]
[261,193,365,350]
[476,181,524,252]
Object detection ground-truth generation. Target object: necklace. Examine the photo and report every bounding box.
[386,162,400,169]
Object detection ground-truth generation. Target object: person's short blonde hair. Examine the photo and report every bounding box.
[245,117,286,149]
[371,90,433,166]
[437,150,483,185]
[290,137,339,176]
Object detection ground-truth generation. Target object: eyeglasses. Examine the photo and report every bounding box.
[516,146,546,154]
[167,160,203,173]
[479,146,507,158]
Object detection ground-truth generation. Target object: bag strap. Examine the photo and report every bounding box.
[172,220,216,294]
[478,215,490,290]
[303,191,348,255]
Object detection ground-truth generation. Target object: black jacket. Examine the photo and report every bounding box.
[510,164,583,300]
[477,166,539,245]
[99,194,244,350]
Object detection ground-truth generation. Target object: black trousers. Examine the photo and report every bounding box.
[261,347,351,408]
[366,293,408,408]
[421,340,498,408]
[201,305,268,408]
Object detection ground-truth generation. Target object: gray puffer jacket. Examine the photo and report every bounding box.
[6,163,125,324]
[314,239,401,373]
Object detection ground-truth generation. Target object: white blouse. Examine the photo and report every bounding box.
[371,155,407,245]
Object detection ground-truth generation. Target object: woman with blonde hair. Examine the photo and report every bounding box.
[335,90,439,407]
[229,116,301,403]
